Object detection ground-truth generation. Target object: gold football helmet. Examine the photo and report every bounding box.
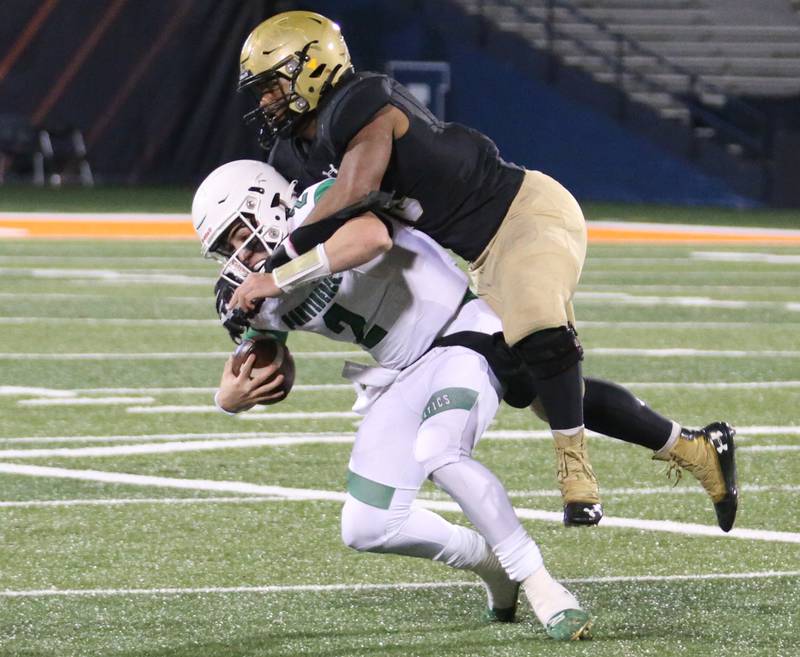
[239,11,352,148]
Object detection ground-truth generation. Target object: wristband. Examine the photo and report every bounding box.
[272,243,332,293]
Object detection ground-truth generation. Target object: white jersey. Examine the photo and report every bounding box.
[250,180,500,370]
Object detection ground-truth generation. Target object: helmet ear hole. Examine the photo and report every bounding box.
[309,64,326,78]
[270,192,281,207]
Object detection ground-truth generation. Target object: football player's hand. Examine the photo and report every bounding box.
[216,353,286,413]
[229,272,281,312]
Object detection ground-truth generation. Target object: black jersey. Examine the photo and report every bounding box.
[268,72,524,261]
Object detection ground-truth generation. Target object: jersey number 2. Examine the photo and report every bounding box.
[323,303,387,348]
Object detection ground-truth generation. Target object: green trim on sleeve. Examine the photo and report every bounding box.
[346,470,395,509]
[242,328,288,344]
[313,178,336,203]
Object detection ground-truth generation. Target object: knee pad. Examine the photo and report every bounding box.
[341,496,390,552]
[513,325,583,380]
[414,415,469,475]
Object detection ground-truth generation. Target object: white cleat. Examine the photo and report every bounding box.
[524,567,592,640]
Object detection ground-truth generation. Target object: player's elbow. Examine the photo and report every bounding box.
[362,217,393,255]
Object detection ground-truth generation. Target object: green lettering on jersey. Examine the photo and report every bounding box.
[421,388,479,422]
[323,303,387,348]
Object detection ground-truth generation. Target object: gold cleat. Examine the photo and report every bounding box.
[654,422,738,532]
[554,430,603,526]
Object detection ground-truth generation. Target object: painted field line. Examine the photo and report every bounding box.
[0,496,281,509]
[582,285,800,293]
[3,570,800,598]
[424,483,800,499]
[0,351,363,361]
[1,463,798,544]
[0,435,359,459]
[0,384,351,397]
[1,317,796,329]
[0,431,355,445]
[125,407,361,419]
[739,445,800,453]
[0,426,796,448]
[587,348,800,358]
[576,291,799,311]
[0,267,213,286]
[0,255,201,263]
[2,382,797,401]
[0,317,219,326]
[18,397,154,407]
[692,251,800,264]
[4,347,799,361]
[587,221,800,243]
[0,292,208,302]
[5,483,799,508]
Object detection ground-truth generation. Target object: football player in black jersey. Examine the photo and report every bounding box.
[230,10,738,531]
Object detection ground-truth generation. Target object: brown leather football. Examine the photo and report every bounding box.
[231,335,295,401]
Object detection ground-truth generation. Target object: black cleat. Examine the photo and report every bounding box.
[702,422,739,532]
[563,502,603,527]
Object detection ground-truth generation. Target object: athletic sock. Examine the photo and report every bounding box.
[523,565,582,626]
[583,377,676,450]
[434,525,519,610]
[492,525,543,582]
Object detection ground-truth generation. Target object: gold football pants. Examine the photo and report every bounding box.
[469,170,587,346]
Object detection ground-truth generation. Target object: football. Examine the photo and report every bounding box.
[231,335,295,402]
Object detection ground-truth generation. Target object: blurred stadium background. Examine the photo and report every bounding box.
[1,2,799,657]
[1,0,800,209]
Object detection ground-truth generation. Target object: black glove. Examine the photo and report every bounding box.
[214,277,250,344]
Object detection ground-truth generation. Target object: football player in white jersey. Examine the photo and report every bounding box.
[192,159,593,640]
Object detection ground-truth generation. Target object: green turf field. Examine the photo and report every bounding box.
[0,236,798,657]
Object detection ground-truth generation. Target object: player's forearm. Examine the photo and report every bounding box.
[324,215,392,272]
[304,109,394,225]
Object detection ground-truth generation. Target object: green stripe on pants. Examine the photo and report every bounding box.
[346,470,396,509]
[421,387,478,422]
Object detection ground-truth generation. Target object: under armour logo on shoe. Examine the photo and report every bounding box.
[584,504,602,519]
[710,433,728,454]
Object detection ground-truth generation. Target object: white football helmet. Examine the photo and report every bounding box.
[191,159,296,279]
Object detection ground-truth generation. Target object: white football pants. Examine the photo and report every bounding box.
[341,346,543,581]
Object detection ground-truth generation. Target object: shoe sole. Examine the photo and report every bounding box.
[546,609,593,640]
[485,582,521,623]
[563,502,603,527]
[711,422,738,532]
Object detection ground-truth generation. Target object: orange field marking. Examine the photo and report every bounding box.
[1,214,800,244]
[588,226,800,244]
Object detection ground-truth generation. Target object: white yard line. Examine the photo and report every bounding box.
[0,384,351,397]
[0,496,280,508]
[0,317,220,326]
[0,431,354,445]
[124,406,361,417]
[18,397,155,407]
[0,426,796,447]
[578,321,800,329]
[2,317,799,329]
[2,570,799,598]
[0,435,359,459]
[2,348,799,361]
[691,251,800,264]
[0,351,363,360]
[0,463,798,544]
[2,382,798,401]
[576,291,800,311]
